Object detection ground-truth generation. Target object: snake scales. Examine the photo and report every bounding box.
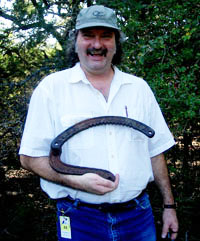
[49,116,155,182]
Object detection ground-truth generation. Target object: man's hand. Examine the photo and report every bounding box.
[162,209,179,240]
[67,173,120,195]
[151,153,179,240]
[20,155,119,195]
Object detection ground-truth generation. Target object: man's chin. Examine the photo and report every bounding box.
[84,63,109,74]
[87,54,105,62]
[89,63,107,71]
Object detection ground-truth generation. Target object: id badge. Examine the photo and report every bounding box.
[60,216,72,239]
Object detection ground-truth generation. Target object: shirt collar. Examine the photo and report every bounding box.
[68,63,90,84]
[68,62,133,86]
[112,66,133,85]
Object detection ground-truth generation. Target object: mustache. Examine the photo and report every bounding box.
[87,48,107,57]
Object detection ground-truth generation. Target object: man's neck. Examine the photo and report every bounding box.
[82,65,114,81]
[81,65,114,101]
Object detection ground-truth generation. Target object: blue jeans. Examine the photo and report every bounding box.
[56,192,156,241]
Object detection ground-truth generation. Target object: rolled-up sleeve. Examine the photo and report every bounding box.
[147,90,175,157]
[19,82,55,157]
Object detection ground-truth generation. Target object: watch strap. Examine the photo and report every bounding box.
[163,204,176,209]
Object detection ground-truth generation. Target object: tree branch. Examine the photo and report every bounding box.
[30,0,38,8]
[0,7,63,45]
[0,8,19,23]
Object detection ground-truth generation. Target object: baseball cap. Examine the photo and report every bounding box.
[75,5,120,31]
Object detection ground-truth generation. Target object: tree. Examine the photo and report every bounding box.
[0,0,94,67]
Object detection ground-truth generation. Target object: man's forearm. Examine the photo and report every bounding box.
[151,153,174,204]
[20,155,83,189]
[19,155,118,195]
[151,153,179,239]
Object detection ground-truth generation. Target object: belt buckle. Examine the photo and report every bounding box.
[98,203,110,212]
[99,203,122,212]
[96,203,116,212]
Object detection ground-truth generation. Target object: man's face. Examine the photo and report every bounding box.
[75,27,116,75]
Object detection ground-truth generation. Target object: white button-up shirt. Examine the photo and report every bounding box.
[19,63,175,203]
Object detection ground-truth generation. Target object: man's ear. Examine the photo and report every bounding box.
[75,43,78,53]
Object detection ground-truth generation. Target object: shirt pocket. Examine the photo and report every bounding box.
[123,127,146,142]
[130,130,146,142]
[122,111,146,142]
[60,114,94,149]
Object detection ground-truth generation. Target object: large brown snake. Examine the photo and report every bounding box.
[49,116,155,182]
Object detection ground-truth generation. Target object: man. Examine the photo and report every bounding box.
[19,5,178,241]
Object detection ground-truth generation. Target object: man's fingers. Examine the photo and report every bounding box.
[114,173,119,186]
[91,173,119,195]
[98,174,119,189]
[170,230,178,240]
[162,208,178,239]
[161,222,169,239]
[78,173,120,195]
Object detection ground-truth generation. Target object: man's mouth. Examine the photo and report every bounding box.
[87,48,107,57]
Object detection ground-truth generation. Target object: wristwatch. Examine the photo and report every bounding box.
[163,204,177,209]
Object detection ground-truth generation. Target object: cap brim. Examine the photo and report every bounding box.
[76,22,120,30]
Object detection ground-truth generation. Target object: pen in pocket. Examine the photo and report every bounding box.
[125,105,128,117]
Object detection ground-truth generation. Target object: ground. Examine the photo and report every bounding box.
[0,167,57,241]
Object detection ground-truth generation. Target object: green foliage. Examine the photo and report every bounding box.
[96,0,200,140]
[0,37,53,164]
[126,1,199,135]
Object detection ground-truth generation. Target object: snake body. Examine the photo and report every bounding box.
[49,116,155,182]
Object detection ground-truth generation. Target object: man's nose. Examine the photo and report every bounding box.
[92,37,102,49]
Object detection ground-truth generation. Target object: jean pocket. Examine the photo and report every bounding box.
[136,193,151,210]
[57,199,76,216]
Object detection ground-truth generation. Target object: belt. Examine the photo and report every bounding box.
[64,190,146,212]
